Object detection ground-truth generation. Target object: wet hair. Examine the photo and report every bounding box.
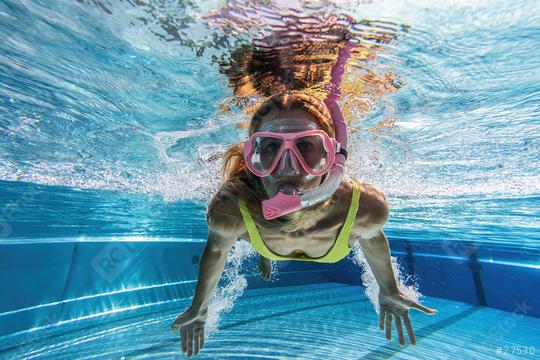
[248,91,334,137]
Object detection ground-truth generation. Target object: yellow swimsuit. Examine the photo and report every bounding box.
[238,182,361,263]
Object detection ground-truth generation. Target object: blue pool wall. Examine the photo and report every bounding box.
[1,238,538,338]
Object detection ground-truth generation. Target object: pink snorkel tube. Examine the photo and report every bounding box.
[261,39,355,220]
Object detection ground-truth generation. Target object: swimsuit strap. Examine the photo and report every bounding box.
[328,183,362,262]
[238,199,279,260]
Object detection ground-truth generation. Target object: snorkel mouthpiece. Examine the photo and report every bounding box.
[261,39,355,220]
[262,192,302,220]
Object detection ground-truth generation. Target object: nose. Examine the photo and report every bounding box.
[277,149,301,176]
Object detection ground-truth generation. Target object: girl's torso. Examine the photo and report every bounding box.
[237,180,361,259]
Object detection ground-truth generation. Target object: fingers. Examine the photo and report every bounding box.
[193,327,201,356]
[394,315,405,346]
[198,327,205,352]
[181,328,187,354]
[262,267,270,280]
[258,269,268,280]
[172,318,184,332]
[172,316,183,332]
[380,308,412,346]
[179,323,205,357]
[258,262,271,280]
[402,312,416,346]
[196,325,205,356]
[186,327,193,356]
[385,313,392,340]
[407,300,437,315]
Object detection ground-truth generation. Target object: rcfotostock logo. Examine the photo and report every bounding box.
[90,242,137,283]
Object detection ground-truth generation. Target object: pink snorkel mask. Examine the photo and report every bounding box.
[244,130,339,178]
[244,40,355,220]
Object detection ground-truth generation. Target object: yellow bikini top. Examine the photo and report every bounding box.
[238,182,361,263]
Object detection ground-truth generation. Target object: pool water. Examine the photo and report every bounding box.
[1,0,539,359]
[1,283,538,359]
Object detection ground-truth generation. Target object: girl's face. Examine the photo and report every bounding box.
[254,108,325,198]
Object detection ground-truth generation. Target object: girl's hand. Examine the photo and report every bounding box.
[257,256,272,281]
[378,290,437,346]
[171,307,208,357]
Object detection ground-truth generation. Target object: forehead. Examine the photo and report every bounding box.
[257,108,321,132]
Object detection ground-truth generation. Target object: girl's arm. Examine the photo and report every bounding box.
[351,183,437,346]
[356,229,399,295]
[172,193,243,356]
[190,229,236,314]
[351,182,395,294]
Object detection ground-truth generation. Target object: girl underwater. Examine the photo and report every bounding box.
[172,7,437,357]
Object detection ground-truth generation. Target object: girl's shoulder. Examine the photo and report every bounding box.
[349,180,389,229]
[206,188,246,238]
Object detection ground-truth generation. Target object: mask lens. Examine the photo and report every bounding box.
[252,136,284,172]
[294,135,329,173]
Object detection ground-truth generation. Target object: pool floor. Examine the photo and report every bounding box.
[1,283,538,359]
